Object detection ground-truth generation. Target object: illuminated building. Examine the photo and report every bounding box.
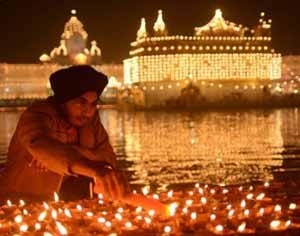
[123,9,282,107]
[40,9,102,65]
[0,10,122,103]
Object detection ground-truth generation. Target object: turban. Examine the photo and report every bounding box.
[49,65,108,103]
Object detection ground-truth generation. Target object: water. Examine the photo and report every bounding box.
[1,108,300,191]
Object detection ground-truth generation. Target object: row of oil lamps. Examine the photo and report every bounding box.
[0,181,300,235]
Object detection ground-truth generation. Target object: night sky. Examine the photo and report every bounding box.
[0,0,299,63]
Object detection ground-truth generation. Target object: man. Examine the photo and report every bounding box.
[0,65,128,201]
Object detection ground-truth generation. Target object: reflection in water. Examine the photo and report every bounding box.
[100,110,287,189]
[1,109,300,190]
[0,112,21,163]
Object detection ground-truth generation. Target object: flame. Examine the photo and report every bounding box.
[19,199,26,207]
[256,193,265,200]
[43,202,49,210]
[86,211,94,217]
[38,211,47,221]
[14,215,23,224]
[153,194,159,199]
[244,209,250,216]
[228,209,235,217]
[54,192,59,202]
[115,213,122,221]
[289,203,297,210]
[20,224,28,232]
[185,199,193,206]
[246,193,254,199]
[264,182,270,188]
[222,189,229,194]
[51,209,58,219]
[148,209,155,217]
[105,221,112,228]
[56,221,68,235]
[142,186,150,195]
[210,214,216,221]
[216,225,223,232]
[241,199,246,208]
[97,217,106,223]
[191,212,197,220]
[44,232,53,236]
[144,217,151,224]
[167,190,173,198]
[274,204,282,212]
[164,225,172,233]
[167,202,178,216]
[182,207,188,214]
[117,207,124,213]
[136,206,143,213]
[64,208,72,218]
[125,221,133,228]
[259,208,265,216]
[23,209,28,215]
[198,188,204,195]
[201,197,207,205]
[98,193,104,199]
[6,200,12,207]
[238,222,246,232]
[76,204,82,211]
[270,220,281,229]
[35,222,41,231]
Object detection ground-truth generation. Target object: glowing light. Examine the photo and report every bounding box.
[76,205,82,211]
[164,225,172,233]
[238,222,246,232]
[51,209,58,219]
[38,211,48,221]
[64,208,72,218]
[274,204,282,212]
[167,202,178,216]
[35,222,42,231]
[98,217,106,223]
[54,192,59,202]
[201,197,207,205]
[289,203,297,210]
[191,212,197,220]
[270,220,281,230]
[142,186,150,195]
[216,225,223,232]
[125,221,133,228]
[20,224,28,232]
[14,215,23,224]
[256,193,265,200]
[241,200,246,208]
[56,221,68,235]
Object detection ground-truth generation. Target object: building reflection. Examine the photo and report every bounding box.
[1,109,300,189]
[99,109,292,190]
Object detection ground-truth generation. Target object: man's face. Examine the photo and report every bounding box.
[61,91,98,127]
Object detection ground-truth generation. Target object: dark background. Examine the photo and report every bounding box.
[0,0,299,63]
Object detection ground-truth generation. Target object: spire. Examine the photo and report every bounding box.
[153,10,167,36]
[195,9,244,36]
[90,40,101,56]
[61,10,88,40]
[137,18,148,40]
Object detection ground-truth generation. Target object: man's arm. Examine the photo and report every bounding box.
[17,110,99,178]
[74,114,117,168]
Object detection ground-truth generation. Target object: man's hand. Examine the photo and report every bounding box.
[93,167,130,201]
[29,159,48,172]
